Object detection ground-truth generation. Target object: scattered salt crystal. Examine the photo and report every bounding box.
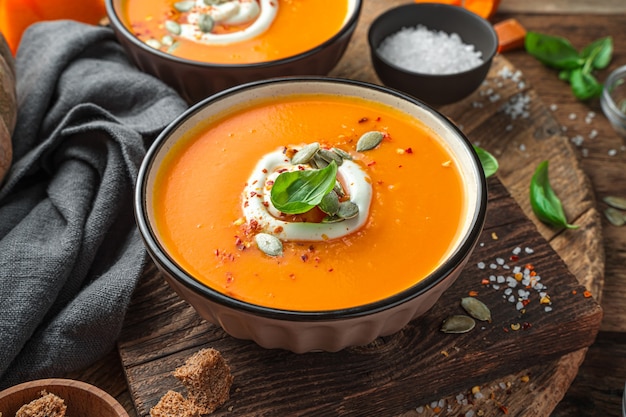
[512,266,521,273]
[517,81,526,89]
[571,135,584,147]
[492,284,500,290]
[497,275,506,284]
[609,149,617,156]
[430,401,438,408]
[496,257,505,265]
[549,104,558,111]
[504,288,513,295]
[466,410,475,417]
[505,124,513,132]
[377,25,484,75]
[490,263,497,269]
[477,261,486,269]
[512,247,521,255]
[416,406,425,413]
[516,301,525,310]
[519,143,526,152]
[568,113,577,120]
[474,391,484,400]
[524,247,534,254]
[588,129,598,139]
[545,306,553,312]
[581,148,589,157]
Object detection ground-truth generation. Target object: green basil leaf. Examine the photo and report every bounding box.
[558,69,572,82]
[473,145,498,178]
[581,36,613,70]
[530,160,578,229]
[570,68,603,101]
[270,161,338,215]
[525,31,583,70]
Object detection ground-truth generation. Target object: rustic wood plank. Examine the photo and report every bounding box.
[118,175,602,416]
[499,0,626,14]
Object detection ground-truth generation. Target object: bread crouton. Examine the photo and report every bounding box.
[15,390,67,417]
[149,390,200,417]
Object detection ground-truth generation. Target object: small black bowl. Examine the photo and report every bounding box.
[367,3,498,106]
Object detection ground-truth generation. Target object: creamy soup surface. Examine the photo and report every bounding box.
[121,0,351,64]
[152,93,466,311]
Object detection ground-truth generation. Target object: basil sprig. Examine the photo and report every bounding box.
[530,160,578,229]
[525,31,612,101]
[473,145,498,178]
[270,161,338,215]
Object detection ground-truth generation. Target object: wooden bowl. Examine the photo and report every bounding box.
[0,378,129,417]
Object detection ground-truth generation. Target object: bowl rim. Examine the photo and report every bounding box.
[134,76,488,322]
[366,2,498,79]
[0,378,129,416]
[105,0,363,68]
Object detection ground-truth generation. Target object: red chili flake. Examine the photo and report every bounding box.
[377,180,384,185]
[358,117,369,123]
[225,272,234,285]
[263,201,269,207]
[252,180,258,185]
[468,290,479,297]
[398,165,403,168]
[289,273,296,280]
[367,161,376,167]
[522,322,532,330]
[298,166,305,170]
[278,168,288,173]
[214,249,220,257]
[530,271,537,276]
[262,168,268,173]
[405,147,413,154]
[274,226,283,233]
[525,263,535,271]
[571,290,578,295]
[499,405,509,414]
[502,327,509,333]
[583,290,592,298]
[301,254,309,262]
[522,299,530,307]
[376,116,381,121]
[510,255,519,262]
[266,180,274,186]
[250,191,257,197]
[481,278,490,285]
[328,268,334,272]
[244,201,249,208]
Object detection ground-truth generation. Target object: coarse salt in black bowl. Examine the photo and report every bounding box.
[368,3,498,106]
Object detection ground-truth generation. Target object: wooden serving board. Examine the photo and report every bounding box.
[118,177,601,416]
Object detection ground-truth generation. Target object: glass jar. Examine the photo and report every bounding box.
[601,65,626,138]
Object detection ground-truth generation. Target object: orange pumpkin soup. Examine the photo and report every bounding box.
[120,0,351,64]
[152,93,466,311]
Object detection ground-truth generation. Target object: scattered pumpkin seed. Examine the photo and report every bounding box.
[174,0,195,12]
[321,214,344,223]
[291,142,320,165]
[356,131,384,152]
[441,315,476,334]
[197,14,215,33]
[145,39,162,49]
[319,191,340,216]
[318,148,343,166]
[332,147,352,160]
[164,20,182,35]
[603,195,626,210]
[604,207,626,226]
[255,233,283,257]
[167,41,180,54]
[337,201,359,219]
[461,297,492,322]
[204,0,230,4]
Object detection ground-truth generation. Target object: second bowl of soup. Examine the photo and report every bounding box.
[135,77,487,353]
[106,0,362,104]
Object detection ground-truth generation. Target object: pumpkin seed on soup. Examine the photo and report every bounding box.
[255,233,283,257]
[291,142,320,165]
[174,0,195,12]
[165,20,182,36]
[319,191,340,216]
[356,131,384,152]
[197,14,215,33]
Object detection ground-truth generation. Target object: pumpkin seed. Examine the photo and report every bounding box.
[291,142,320,165]
[204,0,230,4]
[337,201,359,219]
[312,154,329,169]
[356,131,384,152]
[197,14,215,33]
[318,148,343,166]
[604,207,626,226]
[145,39,162,49]
[174,0,195,12]
[255,233,283,257]
[165,20,182,35]
[603,195,626,210]
[161,35,175,46]
[167,41,180,54]
[461,297,492,322]
[332,147,352,160]
[333,181,345,198]
[319,191,340,216]
[441,315,476,334]
[321,214,344,223]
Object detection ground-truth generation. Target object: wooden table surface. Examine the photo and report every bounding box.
[65,1,626,416]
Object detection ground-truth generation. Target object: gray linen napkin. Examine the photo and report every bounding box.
[0,20,187,388]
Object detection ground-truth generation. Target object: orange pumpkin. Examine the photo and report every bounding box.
[0,32,16,183]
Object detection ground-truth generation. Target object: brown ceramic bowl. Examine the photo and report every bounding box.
[0,378,128,417]
[368,3,498,106]
[134,77,487,353]
[105,0,362,104]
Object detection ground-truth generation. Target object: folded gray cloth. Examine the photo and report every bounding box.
[0,20,187,388]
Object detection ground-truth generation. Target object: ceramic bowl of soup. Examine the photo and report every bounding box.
[367,3,498,106]
[135,77,487,353]
[105,0,362,104]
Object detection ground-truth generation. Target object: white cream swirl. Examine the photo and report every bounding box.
[179,0,278,45]
[242,147,372,242]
